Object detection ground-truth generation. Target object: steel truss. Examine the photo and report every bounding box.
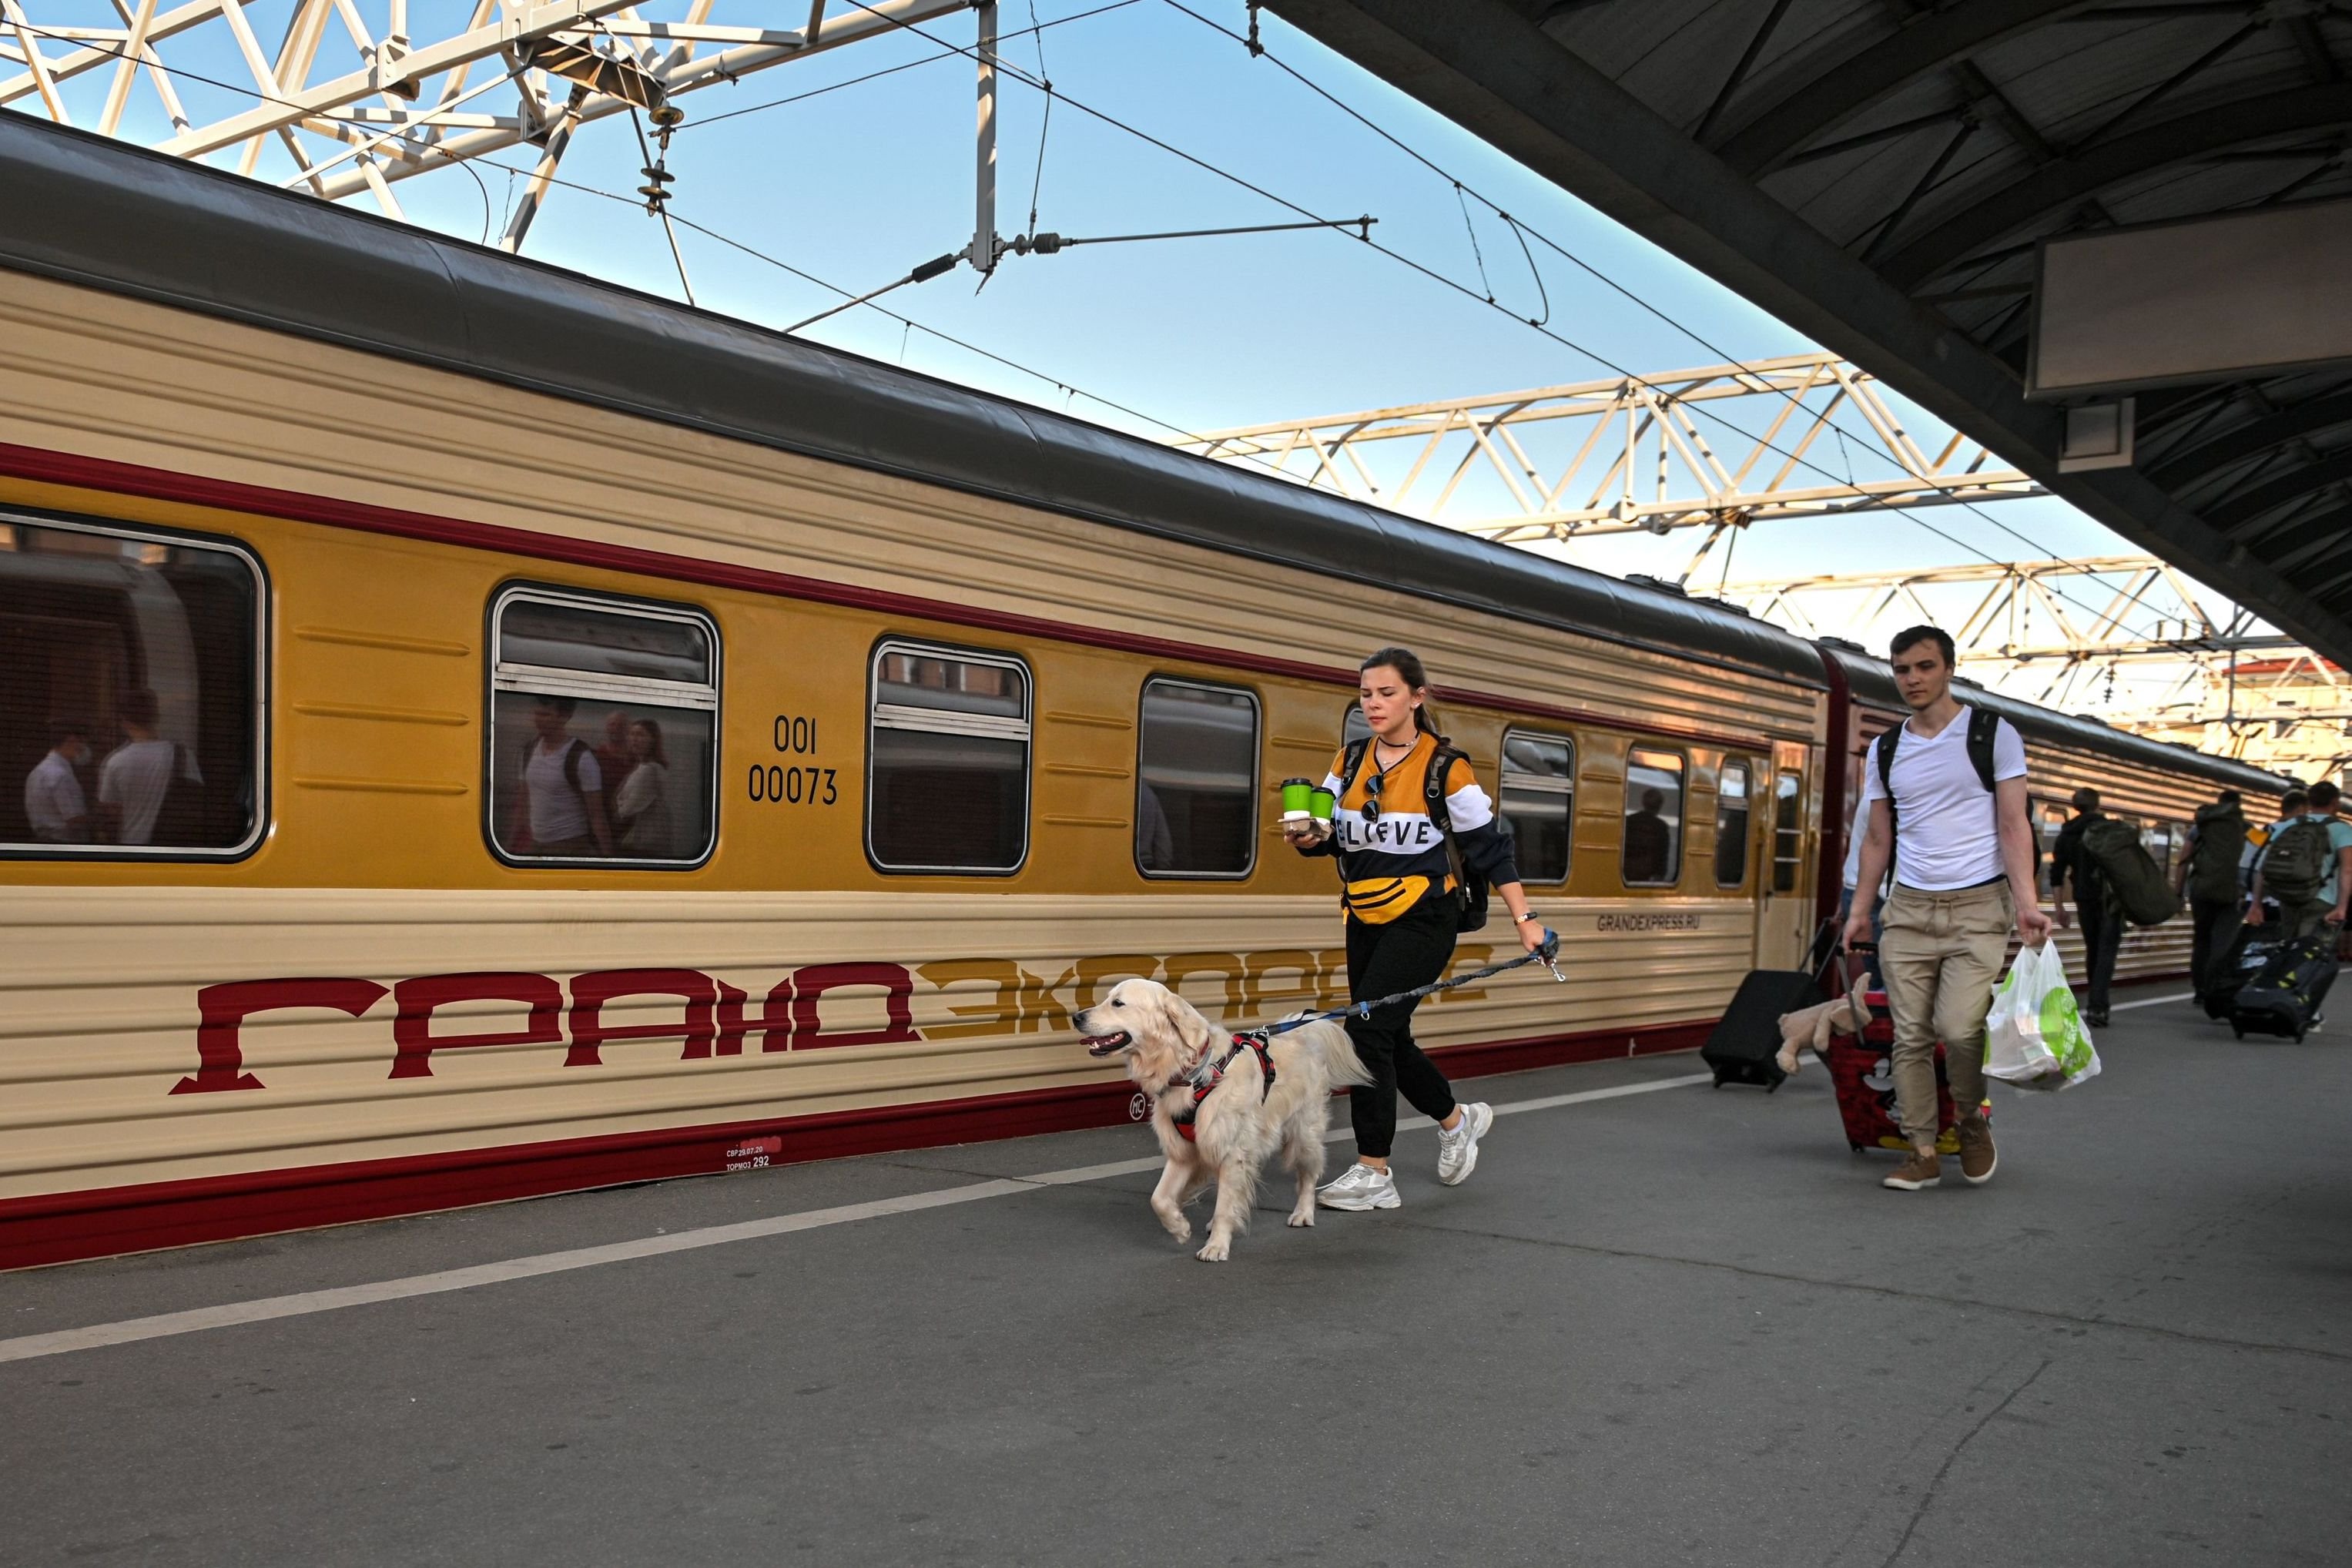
[1714,557,2338,773]
[1174,351,2043,540]
[0,0,967,243]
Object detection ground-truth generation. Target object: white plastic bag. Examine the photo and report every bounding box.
[1982,943,2101,1092]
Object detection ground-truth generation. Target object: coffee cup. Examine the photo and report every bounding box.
[1309,786,1337,823]
[1280,778,1313,823]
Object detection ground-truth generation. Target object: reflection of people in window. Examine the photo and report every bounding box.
[613,718,674,858]
[1137,782,1175,871]
[1623,786,1671,883]
[514,695,613,856]
[25,719,92,843]
[596,709,637,799]
[99,688,201,846]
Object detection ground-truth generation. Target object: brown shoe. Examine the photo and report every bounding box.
[1881,1147,1941,1191]
[1957,1116,1997,1185]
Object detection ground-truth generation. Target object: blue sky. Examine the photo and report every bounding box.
[22,0,2173,598]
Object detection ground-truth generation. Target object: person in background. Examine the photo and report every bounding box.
[1844,625,2046,1193]
[1623,787,1671,883]
[512,695,613,857]
[1835,789,1883,980]
[612,717,675,858]
[97,687,201,846]
[595,709,637,800]
[24,719,92,843]
[2176,789,2247,1007]
[2247,780,2352,940]
[2052,787,2123,1028]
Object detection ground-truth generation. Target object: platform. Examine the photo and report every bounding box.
[5,982,2347,1566]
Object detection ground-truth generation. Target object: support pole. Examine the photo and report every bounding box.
[971,0,997,276]
[500,84,589,253]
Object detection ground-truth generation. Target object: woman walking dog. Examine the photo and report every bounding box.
[1288,648,1546,1211]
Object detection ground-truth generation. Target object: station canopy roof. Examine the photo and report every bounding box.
[1267,0,2352,668]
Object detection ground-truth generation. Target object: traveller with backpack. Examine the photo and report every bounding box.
[1285,647,1539,1212]
[2177,791,2249,1007]
[2051,789,2122,1027]
[511,695,615,858]
[1842,626,2049,1193]
[2248,780,2352,940]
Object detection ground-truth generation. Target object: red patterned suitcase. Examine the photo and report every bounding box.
[1828,950,1981,1155]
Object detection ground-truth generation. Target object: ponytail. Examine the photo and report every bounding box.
[1360,646,1445,742]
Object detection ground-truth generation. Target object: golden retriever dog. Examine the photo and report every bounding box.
[1075,978,1372,1262]
[1774,973,1873,1076]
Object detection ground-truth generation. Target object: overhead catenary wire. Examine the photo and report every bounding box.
[1148,0,2198,639]
[819,0,2181,638]
[678,0,1140,132]
[0,12,2196,651]
[0,18,1294,477]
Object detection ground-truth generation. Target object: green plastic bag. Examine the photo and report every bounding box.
[1983,943,2102,1092]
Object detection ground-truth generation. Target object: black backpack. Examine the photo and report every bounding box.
[1875,706,2005,882]
[1339,736,1507,933]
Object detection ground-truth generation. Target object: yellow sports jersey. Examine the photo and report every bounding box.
[1320,732,1506,923]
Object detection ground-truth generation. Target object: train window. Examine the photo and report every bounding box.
[1714,762,1752,888]
[1500,730,1573,883]
[1621,748,1685,887]
[1772,771,1804,893]
[1136,679,1258,878]
[0,513,265,859]
[487,587,719,866]
[868,640,1030,873]
[1342,705,1372,746]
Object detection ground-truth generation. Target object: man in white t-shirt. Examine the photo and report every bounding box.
[24,719,93,843]
[97,688,202,846]
[511,695,614,857]
[1844,626,2049,1192]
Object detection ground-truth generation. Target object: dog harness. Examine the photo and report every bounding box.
[1166,1032,1278,1143]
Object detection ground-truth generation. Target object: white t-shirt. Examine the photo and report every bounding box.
[1859,712,2028,891]
[525,739,602,846]
[1840,792,1866,891]
[99,739,201,846]
[25,750,88,843]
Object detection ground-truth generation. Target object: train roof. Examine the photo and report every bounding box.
[0,116,1831,689]
[1817,640,2287,796]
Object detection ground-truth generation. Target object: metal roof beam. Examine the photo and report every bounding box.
[1714,0,2103,174]
[2147,390,2352,489]
[1879,82,2352,287]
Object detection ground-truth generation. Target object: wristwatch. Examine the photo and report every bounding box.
[1514,910,1543,924]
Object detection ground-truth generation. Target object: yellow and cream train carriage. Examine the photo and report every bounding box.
[0,120,2281,1267]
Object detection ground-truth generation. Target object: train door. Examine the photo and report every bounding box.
[1755,742,1812,968]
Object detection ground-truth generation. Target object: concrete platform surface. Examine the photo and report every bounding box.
[4,982,2347,1566]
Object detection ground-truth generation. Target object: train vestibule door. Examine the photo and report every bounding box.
[1755,742,1814,970]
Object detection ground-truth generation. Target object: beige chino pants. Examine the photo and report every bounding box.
[1881,880,2012,1148]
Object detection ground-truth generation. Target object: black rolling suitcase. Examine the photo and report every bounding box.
[1702,970,1823,1090]
[2203,923,2282,1020]
[2230,932,2340,1042]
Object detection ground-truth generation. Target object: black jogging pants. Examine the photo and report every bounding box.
[1344,897,1460,1159]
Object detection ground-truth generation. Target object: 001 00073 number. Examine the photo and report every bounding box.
[749,764,837,805]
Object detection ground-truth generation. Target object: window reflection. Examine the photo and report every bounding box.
[1621,749,1685,887]
[2,516,261,855]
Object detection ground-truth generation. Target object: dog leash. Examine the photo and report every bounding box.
[1251,928,1566,1039]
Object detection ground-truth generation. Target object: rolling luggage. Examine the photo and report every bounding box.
[1825,947,1974,1154]
[2203,921,2281,1020]
[1701,969,1821,1090]
[2230,932,2340,1042]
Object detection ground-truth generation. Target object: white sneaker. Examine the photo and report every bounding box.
[1315,1162,1400,1211]
[1436,1102,1493,1186]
